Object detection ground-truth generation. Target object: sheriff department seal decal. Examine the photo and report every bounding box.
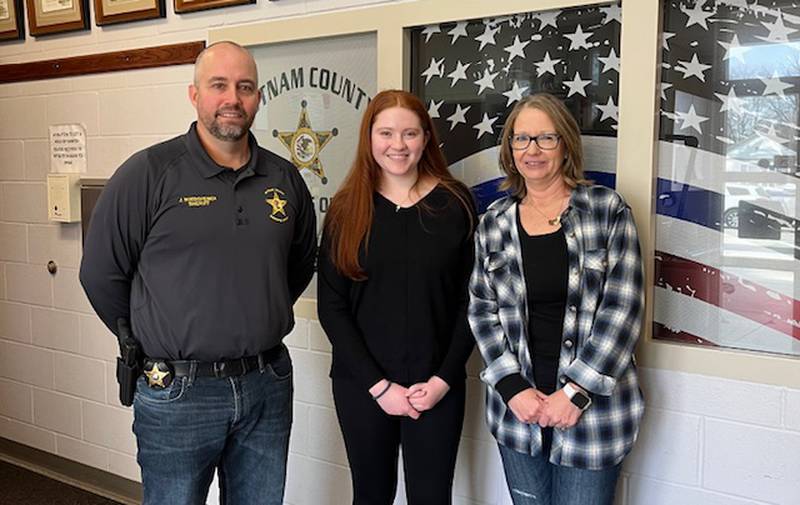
[273,100,337,184]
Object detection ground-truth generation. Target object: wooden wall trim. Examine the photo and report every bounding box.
[0,41,205,84]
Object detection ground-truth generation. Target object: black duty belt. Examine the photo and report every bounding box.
[144,345,285,388]
[174,344,284,378]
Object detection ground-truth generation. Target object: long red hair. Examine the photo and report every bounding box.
[323,89,473,280]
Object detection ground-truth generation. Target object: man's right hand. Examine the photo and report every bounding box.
[507,388,548,424]
[369,380,421,419]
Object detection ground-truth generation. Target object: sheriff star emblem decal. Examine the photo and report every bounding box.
[265,188,289,223]
[273,100,337,184]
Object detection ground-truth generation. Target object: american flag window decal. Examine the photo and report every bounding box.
[409,3,622,214]
[655,1,800,356]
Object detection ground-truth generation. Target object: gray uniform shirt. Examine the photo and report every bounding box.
[80,123,317,361]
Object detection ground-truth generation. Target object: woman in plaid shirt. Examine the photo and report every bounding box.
[469,93,644,505]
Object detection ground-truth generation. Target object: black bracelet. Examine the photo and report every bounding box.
[372,381,392,401]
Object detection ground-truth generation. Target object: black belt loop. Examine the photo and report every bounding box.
[213,361,225,378]
[257,352,266,373]
[188,362,197,385]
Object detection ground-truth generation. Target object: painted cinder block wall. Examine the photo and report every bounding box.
[0,1,798,504]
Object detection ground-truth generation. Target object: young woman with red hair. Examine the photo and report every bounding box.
[318,89,476,504]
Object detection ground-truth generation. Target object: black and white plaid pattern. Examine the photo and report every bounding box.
[468,184,645,469]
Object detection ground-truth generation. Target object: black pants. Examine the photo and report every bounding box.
[332,378,466,505]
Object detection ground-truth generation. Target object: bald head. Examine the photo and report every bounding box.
[193,41,259,87]
[189,40,261,144]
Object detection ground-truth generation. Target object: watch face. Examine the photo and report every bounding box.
[570,391,591,410]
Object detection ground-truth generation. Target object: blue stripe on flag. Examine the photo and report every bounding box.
[656,178,723,231]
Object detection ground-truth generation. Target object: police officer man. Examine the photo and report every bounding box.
[80,41,316,504]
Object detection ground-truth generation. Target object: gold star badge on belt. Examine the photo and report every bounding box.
[144,362,172,389]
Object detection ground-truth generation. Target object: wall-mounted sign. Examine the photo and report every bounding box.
[49,123,87,173]
[251,33,377,234]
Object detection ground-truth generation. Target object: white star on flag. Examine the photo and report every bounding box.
[761,72,793,96]
[682,2,715,30]
[598,48,620,73]
[713,87,743,114]
[660,82,672,101]
[563,71,592,97]
[600,3,621,24]
[662,32,675,51]
[473,113,499,139]
[448,22,468,44]
[446,60,471,87]
[535,51,561,77]
[421,25,441,43]
[596,96,619,122]
[475,25,500,50]
[421,57,444,85]
[474,68,500,95]
[758,123,791,145]
[755,13,798,43]
[447,104,471,131]
[564,24,594,51]
[718,34,750,64]
[504,35,530,62]
[537,11,559,30]
[502,81,529,106]
[675,104,709,134]
[675,53,712,82]
[427,100,443,119]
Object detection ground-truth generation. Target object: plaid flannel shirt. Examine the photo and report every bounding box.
[468,184,645,469]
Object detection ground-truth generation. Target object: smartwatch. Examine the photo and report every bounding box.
[563,383,592,411]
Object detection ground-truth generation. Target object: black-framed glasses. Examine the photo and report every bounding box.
[509,133,561,151]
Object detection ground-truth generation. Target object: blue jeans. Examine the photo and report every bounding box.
[498,443,621,505]
[133,347,293,505]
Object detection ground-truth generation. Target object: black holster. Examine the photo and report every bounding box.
[116,318,142,407]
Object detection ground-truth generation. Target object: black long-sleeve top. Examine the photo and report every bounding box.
[495,213,568,402]
[79,123,317,361]
[317,185,476,390]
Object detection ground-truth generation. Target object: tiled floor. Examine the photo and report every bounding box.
[0,459,122,504]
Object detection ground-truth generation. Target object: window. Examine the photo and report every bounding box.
[655,0,800,356]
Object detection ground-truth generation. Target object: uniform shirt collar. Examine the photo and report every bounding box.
[185,121,259,179]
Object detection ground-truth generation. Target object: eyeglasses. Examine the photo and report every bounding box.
[509,133,561,151]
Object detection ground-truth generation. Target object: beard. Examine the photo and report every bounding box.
[202,105,254,142]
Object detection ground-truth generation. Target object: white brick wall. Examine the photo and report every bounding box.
[1,2,799,504]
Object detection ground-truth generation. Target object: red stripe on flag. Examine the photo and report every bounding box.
[655,251,800,341]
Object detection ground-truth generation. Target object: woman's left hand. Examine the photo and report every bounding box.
[538,388,583,430]
[406,375,450,412]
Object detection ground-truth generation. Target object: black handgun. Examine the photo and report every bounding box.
[116,318,142,407]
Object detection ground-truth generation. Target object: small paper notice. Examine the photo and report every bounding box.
[49,124,87,173]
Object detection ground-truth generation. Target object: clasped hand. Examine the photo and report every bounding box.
[369,376,451,420]
[507,387,583,430]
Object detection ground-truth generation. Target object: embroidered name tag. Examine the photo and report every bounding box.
[179,195,218,207]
